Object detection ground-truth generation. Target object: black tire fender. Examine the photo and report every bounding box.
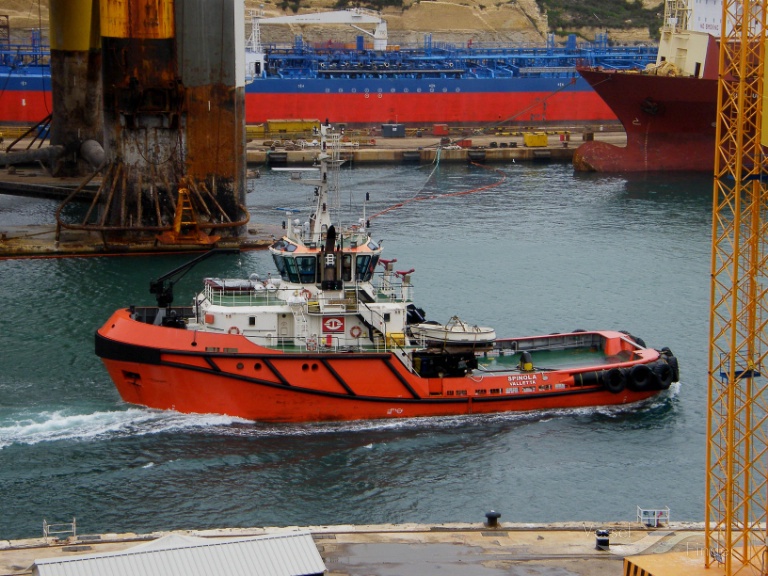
[653,362,673,390]
[666,355,680,382]
[602,368,626,394]
[629,364,656,391]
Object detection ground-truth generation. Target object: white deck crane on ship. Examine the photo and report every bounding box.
[245,8,388,81]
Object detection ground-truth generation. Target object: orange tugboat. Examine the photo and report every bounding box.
[96,123,679,423]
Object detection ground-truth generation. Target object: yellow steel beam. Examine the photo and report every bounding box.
[99,0,174,39]
[49,0,99,51]
[707,0,768,574]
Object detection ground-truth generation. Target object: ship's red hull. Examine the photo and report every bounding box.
[574,68,718,172]
[0,88,52,125]
[245,90,616,126]
[2,79,617,127]
[96,308,666,423]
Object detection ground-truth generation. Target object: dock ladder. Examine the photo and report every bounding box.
[290,300,310,346]
[43,517,76,543]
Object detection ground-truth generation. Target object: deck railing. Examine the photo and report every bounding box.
[43,517,76,543]
[202,276,410,309]
[637,506,670,527]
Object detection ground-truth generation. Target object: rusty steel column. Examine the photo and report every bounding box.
[175,0,247,235]
[98,0,181,230]
[91,0,245,239]
[48,0,103,176]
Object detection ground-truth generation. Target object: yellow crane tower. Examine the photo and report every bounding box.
[706,0,768,573]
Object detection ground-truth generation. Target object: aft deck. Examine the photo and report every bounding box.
[478,346,613,373]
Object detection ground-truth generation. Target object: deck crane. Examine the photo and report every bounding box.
[245,8,388,81]
[705,0,768,572]
[256,8,388,50]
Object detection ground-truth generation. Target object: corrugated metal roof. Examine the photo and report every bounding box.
[32,531,326,576]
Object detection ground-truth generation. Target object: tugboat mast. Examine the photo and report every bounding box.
[309,123,344,244]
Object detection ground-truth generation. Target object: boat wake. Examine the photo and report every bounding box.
[0,408,251,450]
[224,387,681,437]
[0,383,681,450]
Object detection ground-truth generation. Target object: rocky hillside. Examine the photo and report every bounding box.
[246,0,662,46]
[0,0,48,43]
[1,0,660,46]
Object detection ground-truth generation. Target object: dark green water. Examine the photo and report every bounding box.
[0,162,712,539]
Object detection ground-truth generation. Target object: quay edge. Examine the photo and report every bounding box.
[0,522,712,576]
[0,224,280,258]
[248,141,577,166]
[246,130,627,166]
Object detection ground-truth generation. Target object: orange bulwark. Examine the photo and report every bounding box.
[97,308,674,423]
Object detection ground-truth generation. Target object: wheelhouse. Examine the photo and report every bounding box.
[269,237,382,285]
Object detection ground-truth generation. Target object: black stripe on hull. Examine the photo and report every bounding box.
[97,333,626,407]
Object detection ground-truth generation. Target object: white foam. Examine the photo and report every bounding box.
[0,384,680,449]
[0,408,249,450]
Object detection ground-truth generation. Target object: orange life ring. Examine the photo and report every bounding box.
[350,325,363,338]
[300,289,312,300]
[228,326,240,335]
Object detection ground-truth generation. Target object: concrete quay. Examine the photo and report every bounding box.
[0,522,715,576]
[0,225,279,258]
[245,130,627,166]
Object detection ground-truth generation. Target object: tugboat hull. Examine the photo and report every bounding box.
[97,309,674,423]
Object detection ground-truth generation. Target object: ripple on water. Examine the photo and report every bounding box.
[0,163,712,539]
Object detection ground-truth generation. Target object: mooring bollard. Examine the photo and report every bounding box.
[595,529,610,550]
[485,510,501,528]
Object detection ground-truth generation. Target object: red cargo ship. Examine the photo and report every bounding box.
[1,10,658,129]
[573,0,721,172]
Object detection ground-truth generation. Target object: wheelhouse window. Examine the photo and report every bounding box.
[272,254,317,284]
[296,256,317,283]
[272,254,288,280]
[355,254,379,281]
[284,257,299,282]
[342,254,352,281]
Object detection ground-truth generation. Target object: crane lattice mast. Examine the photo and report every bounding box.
[705,0,768,572]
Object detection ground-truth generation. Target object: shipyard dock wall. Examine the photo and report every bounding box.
[246,130,626,166]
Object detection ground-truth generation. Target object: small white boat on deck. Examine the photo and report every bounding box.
[410,316,497,348]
